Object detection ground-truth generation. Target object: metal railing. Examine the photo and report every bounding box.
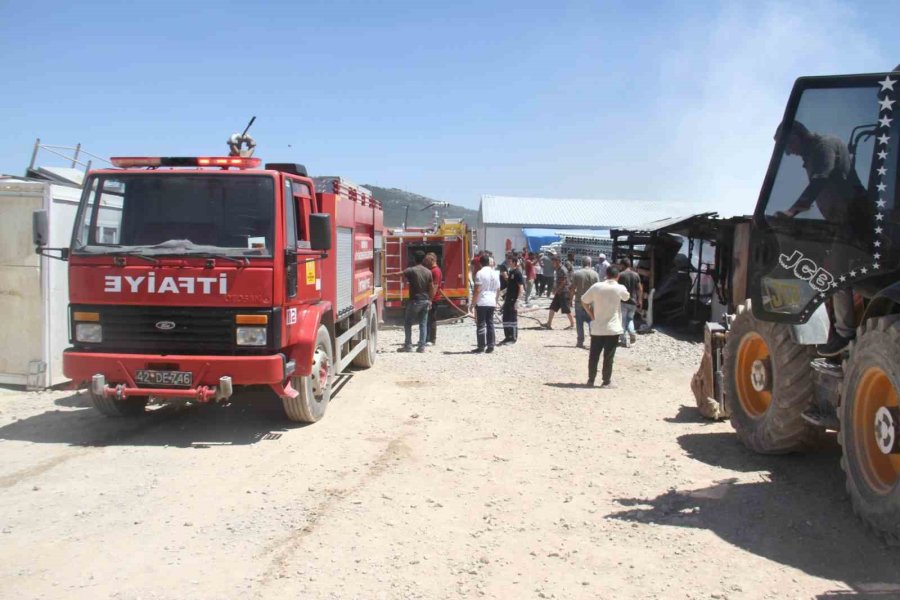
[27,139,111,177]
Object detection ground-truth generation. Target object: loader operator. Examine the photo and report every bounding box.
[773,120,868,357]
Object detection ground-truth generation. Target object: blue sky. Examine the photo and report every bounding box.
[0,0,894,213]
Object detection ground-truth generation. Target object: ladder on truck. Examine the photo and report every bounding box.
[384,235,405,305]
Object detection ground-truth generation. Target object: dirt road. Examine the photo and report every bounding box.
[1,305,898,599]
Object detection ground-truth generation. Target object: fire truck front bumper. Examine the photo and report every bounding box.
[63,350,293,403]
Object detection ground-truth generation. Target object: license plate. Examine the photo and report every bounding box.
[135,369,192,387]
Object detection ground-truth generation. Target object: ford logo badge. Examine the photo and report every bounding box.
[155,321,176,331]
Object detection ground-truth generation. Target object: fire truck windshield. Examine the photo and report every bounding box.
[71,174,276,257]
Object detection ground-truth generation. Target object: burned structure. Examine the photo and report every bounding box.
[611,213,751,329]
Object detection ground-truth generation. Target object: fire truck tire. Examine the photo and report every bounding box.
[839,315,900,546]
[723,302,821,453]
[89,392,147,417]
[284,325,334,423]
[351,305,378,369]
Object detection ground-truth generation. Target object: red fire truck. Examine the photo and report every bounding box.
[383,220,472,316]
[33,156,383,423]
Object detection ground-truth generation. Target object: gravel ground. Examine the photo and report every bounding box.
[0,295,897,599]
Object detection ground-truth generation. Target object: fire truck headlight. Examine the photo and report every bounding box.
[76,323,103,343]
[236,326,267,346]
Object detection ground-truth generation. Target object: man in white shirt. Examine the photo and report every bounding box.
[581,265,630,387]
[470,254,501,353]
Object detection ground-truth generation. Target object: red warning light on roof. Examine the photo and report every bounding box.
[110,157,262,169]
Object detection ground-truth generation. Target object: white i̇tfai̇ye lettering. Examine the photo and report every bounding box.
[103,274,228,294]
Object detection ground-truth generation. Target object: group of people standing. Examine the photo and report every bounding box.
[397,250,442,353]
[399,246,644,388]
[471,252,526,352]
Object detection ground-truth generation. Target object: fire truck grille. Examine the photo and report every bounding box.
[71,305,277,355]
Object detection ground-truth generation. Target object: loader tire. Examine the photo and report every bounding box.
[723,301,821,453]
[90,391,147,418]
[283,325,334,423]
[351,305,378,369]
[839,315,900,545]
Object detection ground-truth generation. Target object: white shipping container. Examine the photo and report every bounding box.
[0,178,80,388]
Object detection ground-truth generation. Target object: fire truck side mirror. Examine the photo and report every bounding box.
[309,214,332,251]
[33,210,49,247]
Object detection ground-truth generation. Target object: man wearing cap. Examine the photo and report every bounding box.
[596,253,611,275]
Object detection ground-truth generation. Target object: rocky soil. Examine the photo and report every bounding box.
[0,296,897,599]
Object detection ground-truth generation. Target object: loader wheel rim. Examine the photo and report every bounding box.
[875,407,896,455]
[854,367,900,493]
[736,332,772,417]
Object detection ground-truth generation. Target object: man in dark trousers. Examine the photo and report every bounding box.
[399,250,435,353]
[424,252,442,346]
[470,254,501,353]
[499,254,524,345]
[581,265,630,387]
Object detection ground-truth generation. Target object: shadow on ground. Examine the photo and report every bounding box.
[609,431,900,595]
[0,375,354,449]
[648,324,704,343]
[540,345,584,350]
[664,404,720,425]
[543,382,592,389]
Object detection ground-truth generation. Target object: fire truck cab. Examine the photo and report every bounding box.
[35,156,383,423]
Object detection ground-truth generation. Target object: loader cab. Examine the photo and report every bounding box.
[749,72,899,323]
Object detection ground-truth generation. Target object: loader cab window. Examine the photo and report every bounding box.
[764,86,877,221]
[751,77,894,321]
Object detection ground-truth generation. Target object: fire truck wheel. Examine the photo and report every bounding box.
[89,391,147,417]
[351,305,378,369]
[284,325,334,423]
[723,301,821,453]
[839,315,900,546]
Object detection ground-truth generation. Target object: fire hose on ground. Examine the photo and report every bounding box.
[381,285,547,329]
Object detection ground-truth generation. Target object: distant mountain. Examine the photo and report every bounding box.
[364,184,477,229]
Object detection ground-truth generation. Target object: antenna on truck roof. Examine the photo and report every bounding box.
[422,201,450,229]
[228,116,257,157]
